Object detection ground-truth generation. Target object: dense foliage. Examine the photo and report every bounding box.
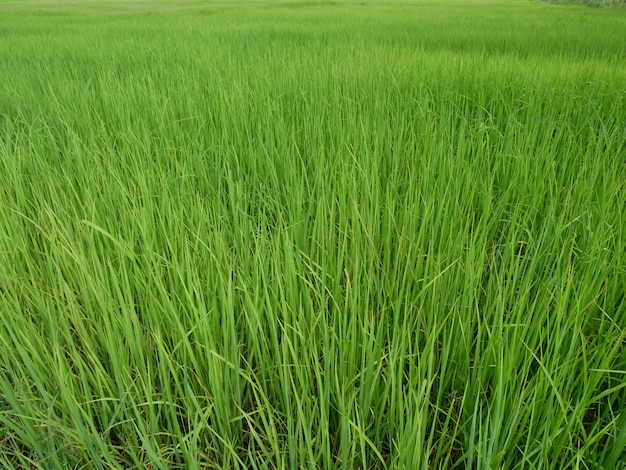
[1,1,625,468]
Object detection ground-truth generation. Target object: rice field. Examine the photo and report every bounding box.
[1,0,625,468]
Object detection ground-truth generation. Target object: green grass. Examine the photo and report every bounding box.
[1,0,625,468]
[542,0,625,6]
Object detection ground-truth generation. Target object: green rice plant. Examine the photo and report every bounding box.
[0,0,625,468]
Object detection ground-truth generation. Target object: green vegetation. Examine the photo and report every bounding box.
[1,0,625,468]
[542,0,624,6]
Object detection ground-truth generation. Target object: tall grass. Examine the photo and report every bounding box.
[1,1,625,468]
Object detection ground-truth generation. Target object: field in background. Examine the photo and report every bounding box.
[543,0,624,6]
[1,1,625,468]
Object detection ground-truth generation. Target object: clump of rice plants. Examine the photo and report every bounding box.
[1,0,625,468]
